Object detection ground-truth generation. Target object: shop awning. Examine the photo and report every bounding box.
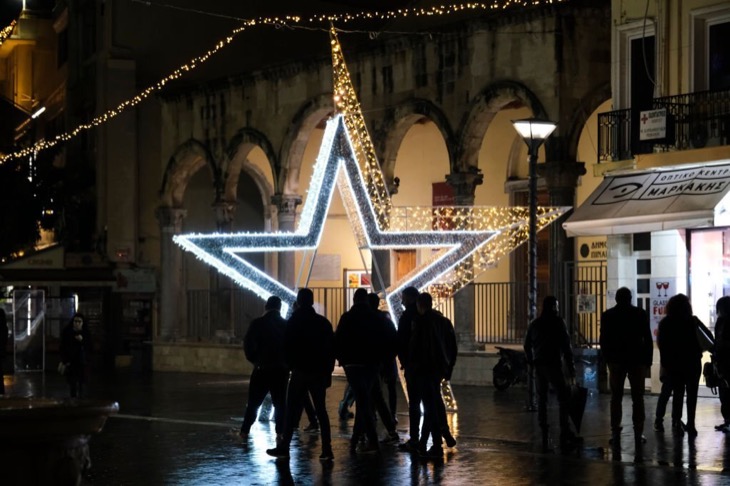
[563,161,730,236]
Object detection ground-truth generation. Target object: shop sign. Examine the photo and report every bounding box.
[639,108,666,141]
[649,277,676,341]
[114,268,156,293]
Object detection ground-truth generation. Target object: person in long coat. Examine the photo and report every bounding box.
[657,293,710,437]
[60,313,92,398]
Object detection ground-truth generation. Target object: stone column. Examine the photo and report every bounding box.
[538,161,586,306]
[212,201,236,340]
[156,207,187,340]
[445,169,484,351]
[272,194,302,289]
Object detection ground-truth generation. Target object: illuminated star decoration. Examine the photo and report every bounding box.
[175,115,498,321]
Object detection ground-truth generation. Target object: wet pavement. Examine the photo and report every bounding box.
[5,370,730,485]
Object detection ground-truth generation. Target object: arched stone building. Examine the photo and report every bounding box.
[154,2,611,377]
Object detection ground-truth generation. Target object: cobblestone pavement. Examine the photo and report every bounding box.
[5,371,730,485]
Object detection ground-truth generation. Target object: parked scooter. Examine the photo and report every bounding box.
[492,346,528,390]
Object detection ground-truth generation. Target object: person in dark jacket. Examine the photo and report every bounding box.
[239,296,289,443]
[335,288,396,454]
[0,308,8,395]
[524,296,580,451]
[396,286,421,451]
[714,296,730,431]
[266,288,335,461]
[600,287,652,449]
[60,313,92,398]
[413,293,458,455]
[371,292,399,427]
[410,292,453,459]
[657,293,710,437]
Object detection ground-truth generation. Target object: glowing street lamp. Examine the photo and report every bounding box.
[511,118,557,324]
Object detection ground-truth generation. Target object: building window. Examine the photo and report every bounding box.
[613,21,657,110]
[691,5,730,91]
[413,43,427,87]
[382,66,393,94]
[633,232,651,251]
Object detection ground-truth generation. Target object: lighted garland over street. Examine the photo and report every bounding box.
[0,0,566,163]
[0,20,16,46]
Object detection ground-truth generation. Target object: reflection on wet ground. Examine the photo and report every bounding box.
[6,372,730,485]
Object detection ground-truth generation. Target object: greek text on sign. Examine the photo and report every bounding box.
[639,108,667,141]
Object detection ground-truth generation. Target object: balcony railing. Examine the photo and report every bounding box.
[597,88,730,163]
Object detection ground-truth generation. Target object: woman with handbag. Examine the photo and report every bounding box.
[657,294,709,437]
[714,296,730,431]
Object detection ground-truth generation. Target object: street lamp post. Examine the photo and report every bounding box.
[512,118,557,409]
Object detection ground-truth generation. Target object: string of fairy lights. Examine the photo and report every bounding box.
[0,20,16,46]
[0,0,566,163]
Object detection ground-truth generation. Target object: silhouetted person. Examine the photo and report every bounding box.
[600,287,652,451]
[335,288,395,454]
[414,293,458,454]
[266,289,335,461]
[524,296,580,452]
[0,308,8,395]
[370,292,399,426]
[410,292,452,459]
[60,313,92,398]
[657,293,712,437]
[239,296,288,443]
[396,286,421,451]
[714,296,730,431]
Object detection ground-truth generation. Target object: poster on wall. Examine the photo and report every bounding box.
[649,278,676,341]
[576,294,597,314]
[344,269,371,309]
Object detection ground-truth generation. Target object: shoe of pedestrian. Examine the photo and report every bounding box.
[443,432,457,448]
[356,442,379,455]
[686,425,698,438]
[319,446,334,462]
[265,446,290,459]
[381,431,400,445]
[419,445,443,459]
[715,422,729,431]
[560,432,583,451]
[672,420,686,436]
[302,422,319,433]
[398,440,417,453]
[653,419,664,432]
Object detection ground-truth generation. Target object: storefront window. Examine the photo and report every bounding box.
[689,227,730,329]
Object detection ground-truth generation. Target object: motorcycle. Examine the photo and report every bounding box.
[492,346,528,391]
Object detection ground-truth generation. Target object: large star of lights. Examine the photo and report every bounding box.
[174,115,498,320]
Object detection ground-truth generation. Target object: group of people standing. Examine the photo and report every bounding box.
[600,287,729,459]
[239,286,458,462]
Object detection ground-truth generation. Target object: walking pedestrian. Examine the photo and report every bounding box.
[370,292,399,426]
[410,292,452,459]
[599,287,652,451]
[414,293,458,454]
[239,296,289,444]
[657,293,712,437]
[396,286,421,452]
[714,296,730,431]
[524,296,581,452]
[266,288,335,461]
[335,288,397,454]
[60,313,92,398]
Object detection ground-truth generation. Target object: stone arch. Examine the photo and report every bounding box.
[159,139,219,207]
[563,82,612,163]
[379,99,456,180]
[279,94,334,195]
[223,128,277,219]
[456,80,548,172]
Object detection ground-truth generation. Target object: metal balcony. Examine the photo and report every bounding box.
[597,88,730,163]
